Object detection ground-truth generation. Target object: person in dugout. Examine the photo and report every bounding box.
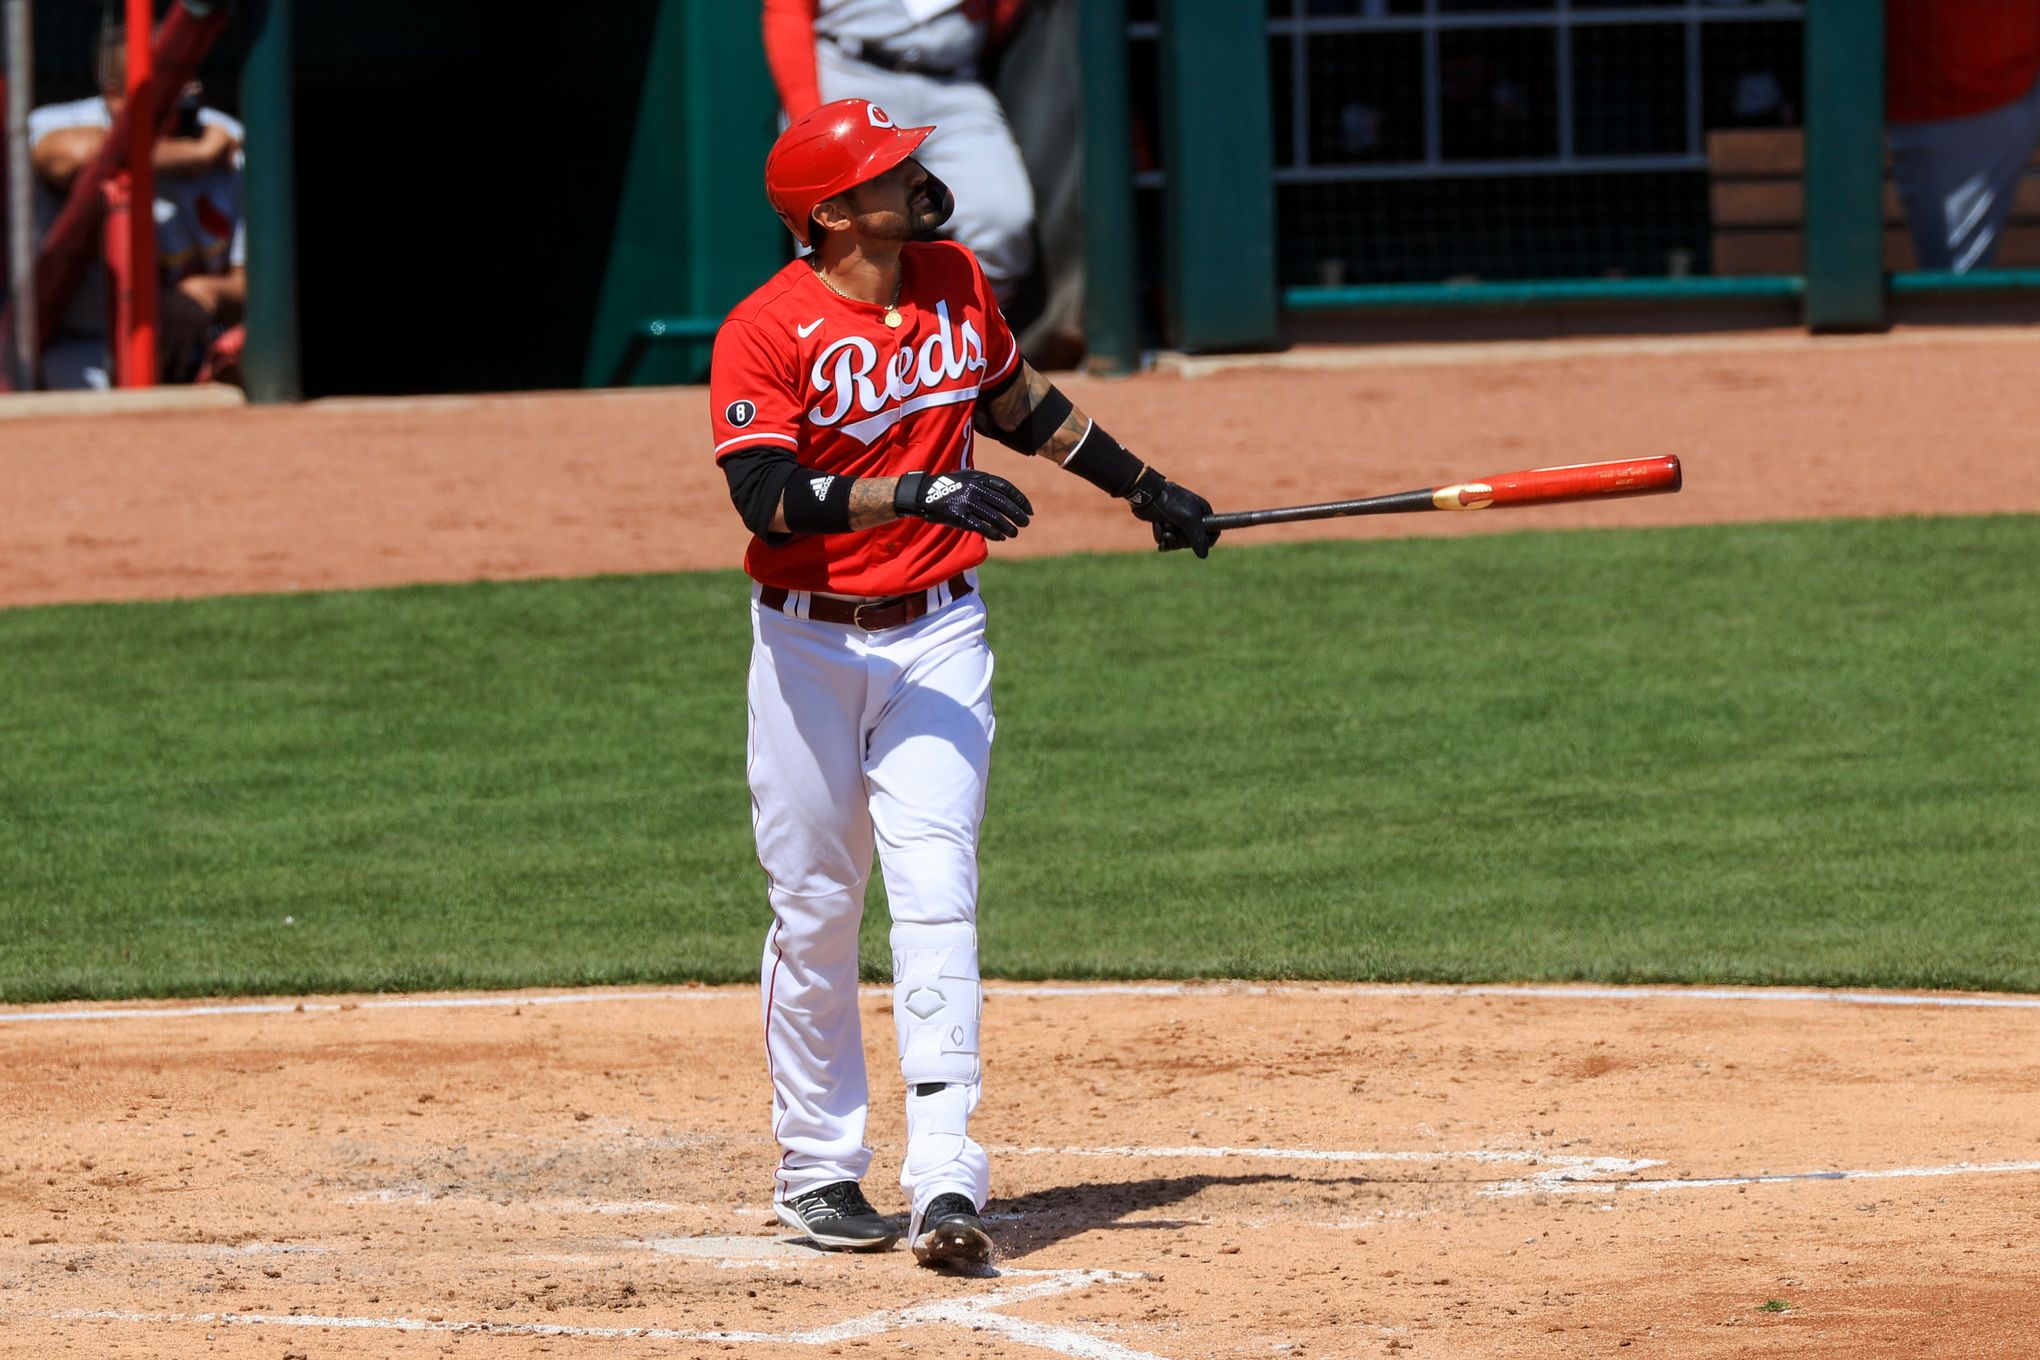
[28,17,246,389]
[763,0,1034,303]
[1886,0,2040,274]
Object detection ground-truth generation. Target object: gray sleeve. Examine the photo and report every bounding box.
[28,97,111,146]
[198,108,247,142]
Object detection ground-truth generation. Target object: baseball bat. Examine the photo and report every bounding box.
[1203,455,1682,532]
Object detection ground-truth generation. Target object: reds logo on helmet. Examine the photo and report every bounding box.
[764,98,936,245]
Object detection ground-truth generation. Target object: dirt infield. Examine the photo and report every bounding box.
[4,330,2040,1357]
[2,984,2037,1359]
[5,326,2040,608]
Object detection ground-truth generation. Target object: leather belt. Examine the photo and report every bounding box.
[827,34,973,79]
[758,575,973,631]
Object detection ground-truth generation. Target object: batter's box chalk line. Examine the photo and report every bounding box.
[1003,1142,1659,1195]
[999,1143,2040,1200]
[31,1267,1171,1360]
[1484,1157,2040,1197]
[7,979,2040,1026]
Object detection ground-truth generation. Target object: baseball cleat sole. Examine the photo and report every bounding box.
[911,1217,994,1268]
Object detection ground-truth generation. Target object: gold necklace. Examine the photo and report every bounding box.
[814,261,904,328]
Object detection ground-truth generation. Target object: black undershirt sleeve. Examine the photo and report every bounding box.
[721,446,865,538]
[720,445,800,542]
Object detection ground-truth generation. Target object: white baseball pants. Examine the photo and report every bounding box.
[748,581,994,1217]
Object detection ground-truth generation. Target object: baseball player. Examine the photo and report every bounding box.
[1886,0,2040,273]
[712,98,1216,1268]
[762,0,1034,300]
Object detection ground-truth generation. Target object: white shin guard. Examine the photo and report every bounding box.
[892,921,988,1210]
[892,921,981,1086]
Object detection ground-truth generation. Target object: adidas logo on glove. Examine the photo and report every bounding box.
[923,476,961,504]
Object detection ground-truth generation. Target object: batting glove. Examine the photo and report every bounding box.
[1126,468,1219,558]
[894,469,1034,542]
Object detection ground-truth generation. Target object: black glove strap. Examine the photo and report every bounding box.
[894,471,927,515]
[1124,465,1171,512]
[1060,421,1146,498]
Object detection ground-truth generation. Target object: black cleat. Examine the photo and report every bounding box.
[910,1192,994,1269]
[774,1181,900,1252]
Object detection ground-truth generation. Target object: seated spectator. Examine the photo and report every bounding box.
[762,0,1034,302]
[29,18,245,389]
[1887,0,2040,273]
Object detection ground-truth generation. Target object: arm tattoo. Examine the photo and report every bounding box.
[988,363,1092,462]
[847,477,900,530]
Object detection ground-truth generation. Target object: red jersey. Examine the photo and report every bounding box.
[1887,0,2040,124]
[710,239,1021,597]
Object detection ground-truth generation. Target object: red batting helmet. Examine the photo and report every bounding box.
[765,99,935,245]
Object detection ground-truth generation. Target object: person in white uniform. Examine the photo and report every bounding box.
[712,98,1217,1268]
[763,0,1035,301]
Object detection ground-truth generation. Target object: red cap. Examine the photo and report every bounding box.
[764,99,935,245]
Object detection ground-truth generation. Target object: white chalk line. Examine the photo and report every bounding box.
[0,988,727,1025]
[1002,1143,1660,1198]
[1487,1158,2040,1197]
[337,1145,2040,1215]
[5,980,2038,1026]
[24,1267,1164,1359]
[342,1190,695,1215]
[1009,1144,2040,1202]
[5,1241,331,1259]
[990,983,2040,1011]
[1004,1143,1655,1172]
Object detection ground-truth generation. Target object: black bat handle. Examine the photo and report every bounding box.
[1203,486,1439,531]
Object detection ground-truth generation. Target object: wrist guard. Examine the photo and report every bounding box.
[894,471,929,514]
[1059,420,1146,498]
[780,469,859,534]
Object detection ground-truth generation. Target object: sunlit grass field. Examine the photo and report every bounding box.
[3,516,2035,1001]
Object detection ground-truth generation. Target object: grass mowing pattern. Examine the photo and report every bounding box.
[2,516,2036,1001]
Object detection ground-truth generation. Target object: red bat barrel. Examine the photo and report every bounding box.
[1201,454,1684,533]
[1432,455,1683,510]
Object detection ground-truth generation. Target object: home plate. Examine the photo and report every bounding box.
[643,1234,834,1261]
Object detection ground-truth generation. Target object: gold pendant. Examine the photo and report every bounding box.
[884,307,904,329]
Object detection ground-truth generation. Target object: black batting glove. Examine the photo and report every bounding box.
[1125,467,1219,558]
[894,469,1034,542]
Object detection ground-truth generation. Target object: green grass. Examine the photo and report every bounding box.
[3,516,2037,1002]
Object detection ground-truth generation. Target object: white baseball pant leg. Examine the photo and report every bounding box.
[750,584,995,1215]
[1889,74,2040,274]
[816,43,1036,301]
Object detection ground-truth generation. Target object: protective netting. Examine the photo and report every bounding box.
[1130,0,1810,286]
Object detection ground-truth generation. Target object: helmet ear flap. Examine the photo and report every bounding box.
[918,170,956,235]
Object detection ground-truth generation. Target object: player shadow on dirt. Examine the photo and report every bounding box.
[988,1171,1382,1257]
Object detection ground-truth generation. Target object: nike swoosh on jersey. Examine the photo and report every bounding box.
[796,318,825,338]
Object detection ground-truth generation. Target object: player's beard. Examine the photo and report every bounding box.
[858,192,943,243]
